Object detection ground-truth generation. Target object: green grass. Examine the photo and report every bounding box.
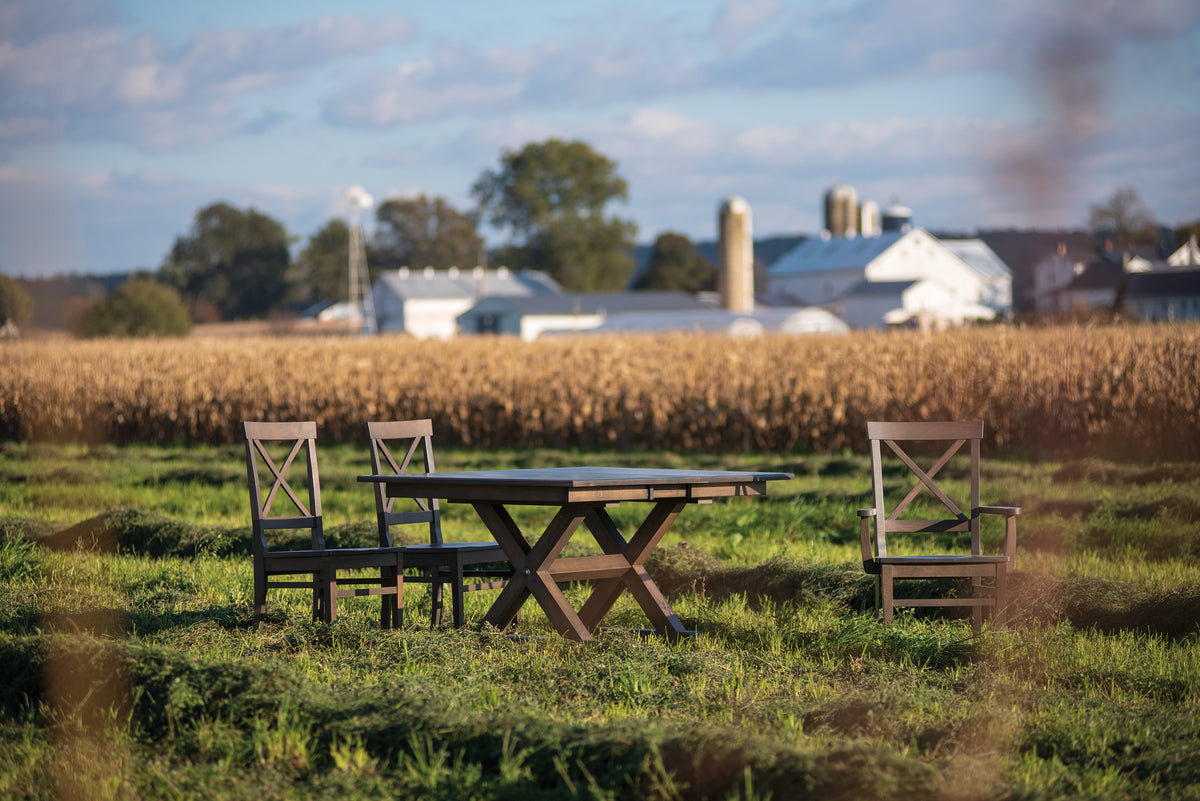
[1,442,1199,799]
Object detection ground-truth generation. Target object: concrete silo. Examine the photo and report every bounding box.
[824,184,858,238]
[858,199,880,237]
[718,197,754,313]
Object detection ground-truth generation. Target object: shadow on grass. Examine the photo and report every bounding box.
[648,544,1200,640]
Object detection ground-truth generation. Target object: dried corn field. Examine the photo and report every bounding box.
[2,324,1198,458]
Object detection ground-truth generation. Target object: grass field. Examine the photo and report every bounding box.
[2,437,1198,800]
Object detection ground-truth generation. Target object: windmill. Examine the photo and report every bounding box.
[346,185,378,335]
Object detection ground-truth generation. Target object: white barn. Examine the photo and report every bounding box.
[372,267,559,339]
[767,229,1012,329]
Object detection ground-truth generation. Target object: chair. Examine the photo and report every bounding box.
[243,421,404,627]
[858,421,1020,634]
[367,419,511,628]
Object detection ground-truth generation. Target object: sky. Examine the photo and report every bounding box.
[2,0,1199,278]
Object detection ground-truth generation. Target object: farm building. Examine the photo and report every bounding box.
[1124,270,1200,321]
[456,291,709,340]
[371,267,559,339]
[766,229,1012,329]
[589,305,850,336]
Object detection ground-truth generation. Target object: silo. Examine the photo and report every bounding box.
[823,184,858,237]
[859,199,880,237]
[881,204,913,233]
[718,197,754,313]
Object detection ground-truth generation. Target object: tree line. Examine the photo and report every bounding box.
[1,138,717,337]
[154,138,714,332]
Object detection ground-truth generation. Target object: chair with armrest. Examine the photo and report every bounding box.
[243,421,403,627]
[858,421,1020,635]
[367,419,512,628]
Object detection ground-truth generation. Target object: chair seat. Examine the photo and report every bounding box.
[264,546,405,571]
[402,541,505,553]
[875,554,1009,565]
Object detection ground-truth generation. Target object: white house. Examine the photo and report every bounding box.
[372,267,559,339]
[767,229,1012,329]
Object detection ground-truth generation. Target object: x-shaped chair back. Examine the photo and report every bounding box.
[867,420,982,558]
[243,421,325,554]
[367,419,442,547]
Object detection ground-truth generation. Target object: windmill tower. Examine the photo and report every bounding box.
[346,185,377,335]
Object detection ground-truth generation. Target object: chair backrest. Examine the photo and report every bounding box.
[866,421,983,558]
[243,421,325,556]
[367,419,443,547]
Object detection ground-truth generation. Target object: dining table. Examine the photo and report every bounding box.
[360,466,792,641]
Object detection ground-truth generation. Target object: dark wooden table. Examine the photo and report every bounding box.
[360,467,792,641]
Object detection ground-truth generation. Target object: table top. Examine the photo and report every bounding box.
[359,466,792,505]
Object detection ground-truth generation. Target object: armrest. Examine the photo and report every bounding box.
[976,506,1020,565]
[858,508,877,567]
[976,505,1021,516]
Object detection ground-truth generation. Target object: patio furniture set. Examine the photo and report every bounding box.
[244,419,1019,640]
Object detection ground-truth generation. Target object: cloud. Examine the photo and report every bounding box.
[325,35,702,128]
[0,5,418,150]
[709,0,783,51]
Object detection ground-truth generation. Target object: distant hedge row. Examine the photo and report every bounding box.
[3,324,1198,459]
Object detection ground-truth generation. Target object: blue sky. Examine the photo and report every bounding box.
[2,0,1198,277]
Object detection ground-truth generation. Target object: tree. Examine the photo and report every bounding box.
[1088,187,1157,249]
[633,232,715,292]
[158,202,291,320]
[370,194,483,270]
[289,218,351,307]
[471,139,637,291]
[72,279,191,338]
[0,273,34,329]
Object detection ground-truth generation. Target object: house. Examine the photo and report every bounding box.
[1031,245,1091,315]
[371,266,559,339]
[1056,259,1126,313]
[456,291,708,341]
[766,228,1012,329]
[974,230,1092,314]
[1124,270,1200,321]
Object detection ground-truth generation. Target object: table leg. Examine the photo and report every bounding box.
[578,501,690,638]
[473,502,595,640]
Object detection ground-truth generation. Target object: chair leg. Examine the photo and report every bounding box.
[254,572,268,623]
[881,569,894,624]
[993,566,1008,628]
[380,567,394,629]
[323,573,338,624]
[429,569,445,627]
[381,564,404,630]
[971,577,983,636]
[451,555,466,629]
